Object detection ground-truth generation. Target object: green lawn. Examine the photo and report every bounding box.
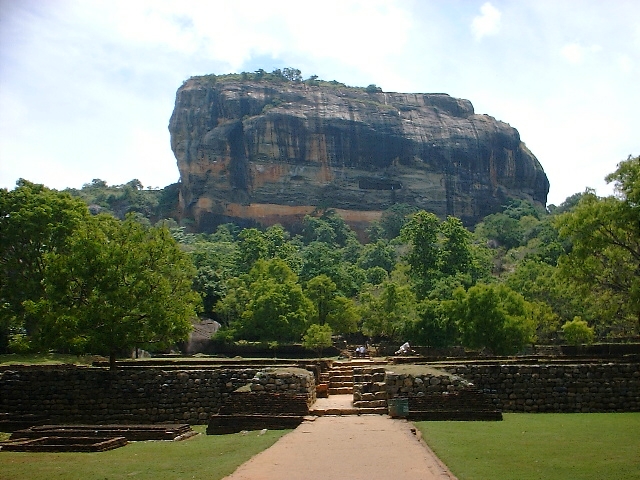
[0,353,103,366]
[416,413,640,480]
[0,426,289,480]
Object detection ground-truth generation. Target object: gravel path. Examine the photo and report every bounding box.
[222,415,457,480]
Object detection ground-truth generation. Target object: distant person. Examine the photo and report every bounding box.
[395,341,412,355]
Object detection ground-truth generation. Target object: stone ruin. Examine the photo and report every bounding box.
[0,423,197,452]
[207,367,315,434]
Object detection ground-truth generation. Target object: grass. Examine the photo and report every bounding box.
[384,364,452,377]
[0,353,104,366]
[0,425,289,480]
[416,413,640,480]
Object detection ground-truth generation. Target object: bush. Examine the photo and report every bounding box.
[562,317,595,345]
[8,333,31,353]
[303,324,333,357]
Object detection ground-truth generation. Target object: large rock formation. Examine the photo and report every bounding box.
[169,76,549,234]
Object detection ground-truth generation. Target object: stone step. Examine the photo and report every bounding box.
[354,392,387,401]
[331,377,353,382]
[353,376,386,382]
[308,407,358,416]
[329,370,353,376]
[356,407,388,415]
[328,387,353,395]
[329,382,353,389]
[353,399,388,408]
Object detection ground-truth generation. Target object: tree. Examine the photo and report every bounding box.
[357,240,396,273]
[305,275,359,334]
[0,180,90,352]
[474,212,523,250]
[282,67,302,82]
[302,211,357,247]
[303,324,333,358]
[305,275,336,327]
[224,259,313,342]
[400,211,480,298]
[506,259,577,335]
[237,228,269,272]
[400,211,440,282]
[365,266,388,285]
[299,242,343,285]
[263,224,302,272]
[28,214,200,368]
[438,216,474,277]
[360,278,418,341]
[188,238,238,317]
[379,203,418,240]
[454,284,536,355]
[556,156,640,336]
[406,299,459,348]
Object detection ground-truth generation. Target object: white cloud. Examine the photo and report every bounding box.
[91,0,412,75]
[561,42,602,65]
[561,43,585,64]
[125,127,181,188]
[617,53,634,73]
[471,2,501,40]
[1,0,639,208]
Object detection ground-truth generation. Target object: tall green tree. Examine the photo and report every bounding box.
[556,156,640,335]
[0,180,90,352]
[237,228,270,272]
[438,216,474,277]
[378,203,418,239]
[454,284,536,355]
[303,324,333,357]
[188,238,238,317]
[305,275,359,334]
[360,277,418,341]
[224,259,313,342]
[406,299,459,348]
[357,240,396,273]
[400,210,440,282]
[400,211,482,298]
[28,215,200,367]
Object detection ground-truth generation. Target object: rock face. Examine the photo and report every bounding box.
[169,76,549,233]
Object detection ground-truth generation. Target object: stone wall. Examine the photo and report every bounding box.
[385,372,471,397]
[0,365,313,425]
[248,368,315,404]
[444,362,640,413]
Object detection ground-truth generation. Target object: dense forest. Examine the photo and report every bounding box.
[1,156,638,357]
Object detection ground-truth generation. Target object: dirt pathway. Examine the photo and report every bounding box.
[222,415,457,480]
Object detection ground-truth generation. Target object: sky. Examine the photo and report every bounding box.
[1,0,638,206]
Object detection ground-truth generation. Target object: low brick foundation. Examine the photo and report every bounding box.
[206,415,304,434]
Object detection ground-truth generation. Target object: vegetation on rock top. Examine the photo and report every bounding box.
[187,67,383,94]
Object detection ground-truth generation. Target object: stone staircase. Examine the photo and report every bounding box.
[353,366,388,414]
[321,363,354,395]
[311,362,389,416]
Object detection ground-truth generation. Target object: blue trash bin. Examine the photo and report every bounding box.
[388,397,409,418]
